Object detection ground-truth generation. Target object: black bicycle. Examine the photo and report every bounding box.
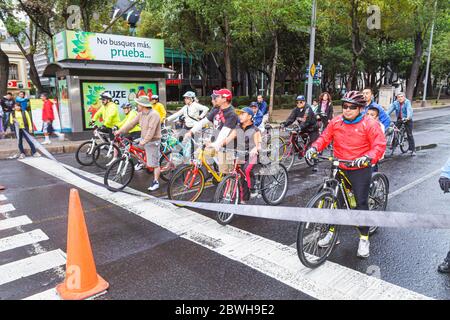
[385,119,409,156]
[296,156,389,268]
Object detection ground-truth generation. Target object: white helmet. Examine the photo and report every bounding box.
[183,91,196,99]
[100,92,112,100]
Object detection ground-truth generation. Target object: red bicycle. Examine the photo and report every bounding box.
[280,125,316,171]
[103,136,176,191]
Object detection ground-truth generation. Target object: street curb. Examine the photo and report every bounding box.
[0,142,83,160]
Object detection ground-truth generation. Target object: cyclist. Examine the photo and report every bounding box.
[281,95,320,171]
[117,103,141,141]
[257,95,269,125]
[184,89,238,152]
[220,107,262,201]
[387,92,416,156]
[362,88,390,132]
[438,157,450,273]
[318,92,333,129]
[115,96,162,192]
[150,95,167,123]
[250,102,264,131]
[90,92,120,140]
[166,91,209,130]
[305,90,386,258]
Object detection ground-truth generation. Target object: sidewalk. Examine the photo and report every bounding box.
[269,98,450,123]
[0,135,83,160]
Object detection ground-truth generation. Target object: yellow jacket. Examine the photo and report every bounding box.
[10,110,32,130]
[93,102,120,128]
[152,102,166,122]
[118,109,141,133]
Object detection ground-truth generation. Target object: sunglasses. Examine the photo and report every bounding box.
[342,104,359,110]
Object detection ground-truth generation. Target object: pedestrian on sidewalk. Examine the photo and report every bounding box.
[318,91,333,129]
[41,92,54,145]
[115,96,162,192]
[15,91,29,112]
[1,92,15,136]
[438,157,450,273]
[387,92,416,156]
[10,102,40,159]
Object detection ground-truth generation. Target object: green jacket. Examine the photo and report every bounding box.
[93,102,120,128]
[118,109,141,133]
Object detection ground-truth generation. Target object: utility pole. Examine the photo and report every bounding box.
[421,0,437,108]
[306,0,317,106]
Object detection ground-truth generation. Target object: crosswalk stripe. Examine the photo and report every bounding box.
[22,288,61,300]
[0,195,7,201]
[21,157,432,300]
[0,230,49,253]
[0,204,15,214]
[0,249,66,286]
[0,216,32,231]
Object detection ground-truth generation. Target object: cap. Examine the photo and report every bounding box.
[241,107,254,118]
[250,102,259,108]
[296,95,306,101]
[213,89,233,101]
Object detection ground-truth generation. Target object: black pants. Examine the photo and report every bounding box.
[343,167,372,237]
[397,119,415,151]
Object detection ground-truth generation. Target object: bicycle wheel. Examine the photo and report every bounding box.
[93,143,121,170]
[265,135,285,162]
[167,165,206,202]
[75,140,96,166]
[296,190,340,269]
[261,164,289,205]
[399,130,410,153]
[280,143,295,171]
[104,158,134,191]
[368,173,389,235]
[214,175,240,225]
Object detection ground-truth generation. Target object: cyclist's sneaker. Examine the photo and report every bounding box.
[148,181,160,192]
[410,151,416,156]
[250,190,259,199]
[318,231,334,248]
[134,163,144,171]
[357,237,370,258]
[18,153,26,159]
[437,258,450,273]
[106,157,118,167]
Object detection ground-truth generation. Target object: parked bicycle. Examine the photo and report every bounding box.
[214,149,289,225]
[296,156,389,268]
[385,119,409,156]
[75,126,111,166]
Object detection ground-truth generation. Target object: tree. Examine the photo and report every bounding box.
[0,43,9,97]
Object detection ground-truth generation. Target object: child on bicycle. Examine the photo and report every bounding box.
[220,107,262,202]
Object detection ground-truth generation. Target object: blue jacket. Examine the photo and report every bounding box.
[387,98,413,120]
[441,157,450,179]
[16,97,29,111]
[257,101,268,116]
[252,109,264,127]
[363,101,391,130]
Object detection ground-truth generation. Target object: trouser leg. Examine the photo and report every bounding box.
[405,120,415,151]
[22,130,36,154]
[18,129,25,154]
[345,167,372,237]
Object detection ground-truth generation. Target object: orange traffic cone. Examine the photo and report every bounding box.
[56,189,109,300]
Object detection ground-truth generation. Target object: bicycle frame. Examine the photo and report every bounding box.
[284,128,310,157]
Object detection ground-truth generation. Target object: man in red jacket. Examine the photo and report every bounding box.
[41,92,54,145]
[305,91,386,258]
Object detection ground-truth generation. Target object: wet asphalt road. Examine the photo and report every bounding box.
[0,107,449,300]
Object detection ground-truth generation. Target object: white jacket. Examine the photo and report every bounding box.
[167,102,209,128]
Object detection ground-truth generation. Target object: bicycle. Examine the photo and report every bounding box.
[103,136,180,192]
[167,137,224,202]
[296,156,389,269]
[75,126,111,166]
[280,125,316,171]
[385,119,409,156]
[92,129,123,170]
[214,149,289,225]
[261,124,285,162]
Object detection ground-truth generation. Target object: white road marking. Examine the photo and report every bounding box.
[0,195,7,201]
[21,157,432,300]
[0,204,15,214]
[0,230,49,253]
[0,249,66,286]
[23,288,61,300]
[0,216,32,231]
[389,168,442,199]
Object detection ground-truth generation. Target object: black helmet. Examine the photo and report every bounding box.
[341,91,365,107]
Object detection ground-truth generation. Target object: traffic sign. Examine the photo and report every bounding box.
[310,64,316,77]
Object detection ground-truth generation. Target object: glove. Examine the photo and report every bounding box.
[354,156,372,168]
[439,177,450,193]
[305,147,317,160]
